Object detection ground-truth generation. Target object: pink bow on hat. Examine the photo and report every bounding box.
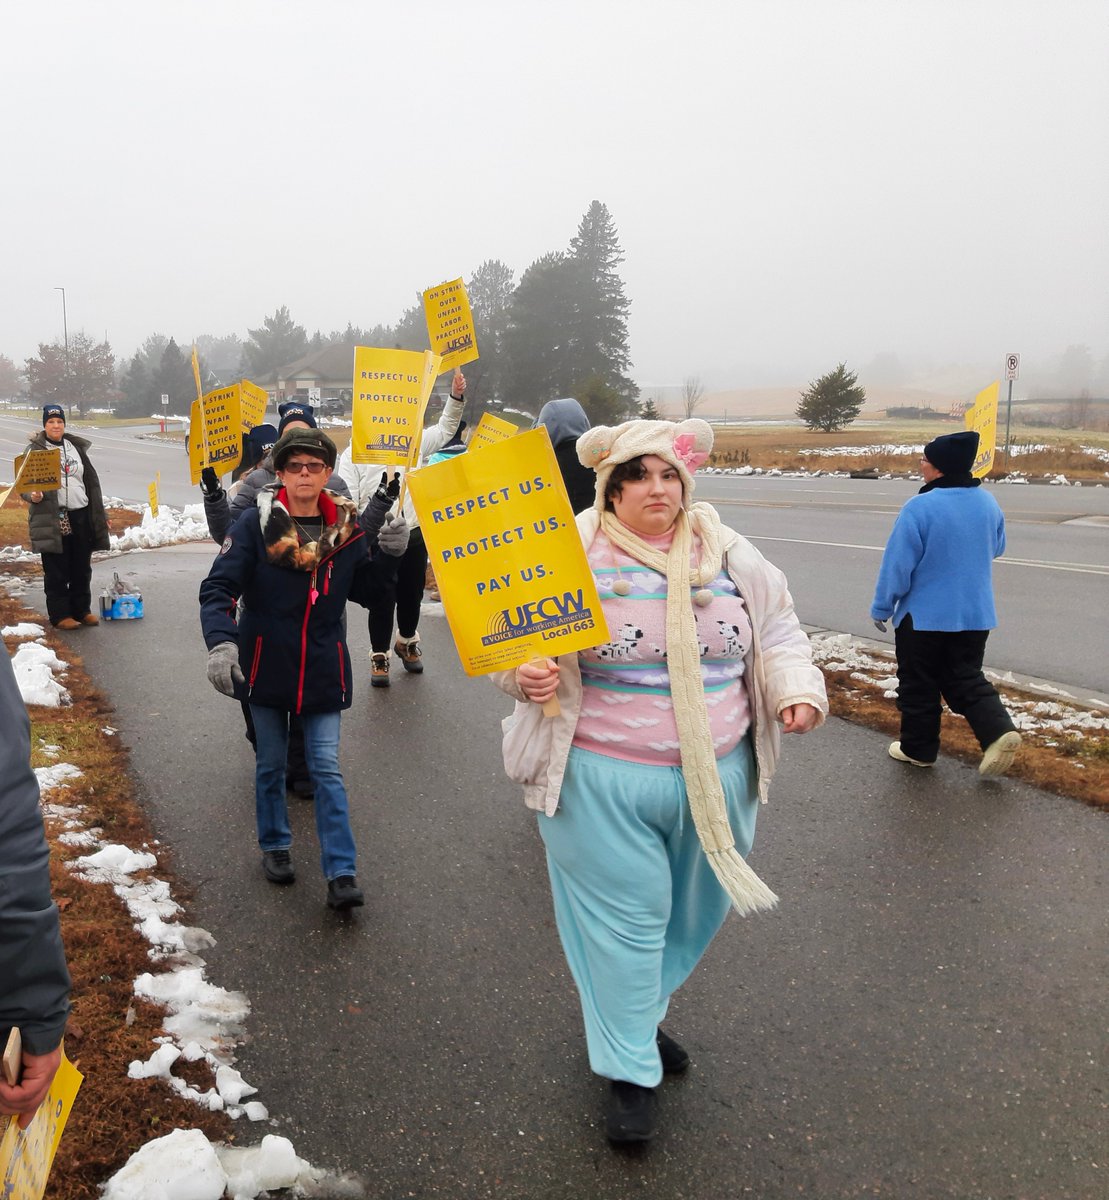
[673,433,709,472]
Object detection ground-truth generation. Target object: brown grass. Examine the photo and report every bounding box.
[823,667,1109,808]
[0,503,142,560]
[709,426,1109,480]
[2,592,234,1198]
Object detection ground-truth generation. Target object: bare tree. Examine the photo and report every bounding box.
[681,375,705,417]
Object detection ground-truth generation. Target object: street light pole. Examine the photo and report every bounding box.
[54,287,70,418]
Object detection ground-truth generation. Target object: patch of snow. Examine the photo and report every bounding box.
[11,640,70,706]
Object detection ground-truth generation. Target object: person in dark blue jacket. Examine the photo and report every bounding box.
[871,429,1021,777]
[199,427,381,910]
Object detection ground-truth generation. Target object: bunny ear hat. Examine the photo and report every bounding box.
[576,418,714,510]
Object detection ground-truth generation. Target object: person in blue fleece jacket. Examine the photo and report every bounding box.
[871,429,1021,777]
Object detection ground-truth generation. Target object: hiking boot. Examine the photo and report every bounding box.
[80,613,100,626]
[605,1080,656,1143]
[370,652,391,687]
[889,742,934,768]
[657,1028,690,1074]
[979,730,1021,777]
[54,617,81,630]
[394,637,423,673]
[327,875,364,910]
[262,849,295,885]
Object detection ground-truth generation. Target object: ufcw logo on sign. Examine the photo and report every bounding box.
[362,433,413,454]
[482,590,594,646]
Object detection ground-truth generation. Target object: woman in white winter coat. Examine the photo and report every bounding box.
[336,371,466,686]
[493,418,827,1144]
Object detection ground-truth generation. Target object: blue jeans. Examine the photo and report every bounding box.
[249,706,356,880]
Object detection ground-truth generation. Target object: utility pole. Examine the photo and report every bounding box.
[54,287,70,418]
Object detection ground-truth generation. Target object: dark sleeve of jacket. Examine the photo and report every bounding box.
[203,488,233,545]
[357,487,392,548]
[0,651,71,1056]
[199,511,261,649]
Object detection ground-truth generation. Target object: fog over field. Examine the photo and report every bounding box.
[2,0,1106,400]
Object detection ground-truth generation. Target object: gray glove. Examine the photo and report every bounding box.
[207,642,244,697]
[377,514,410,557]
[873,618,888,633]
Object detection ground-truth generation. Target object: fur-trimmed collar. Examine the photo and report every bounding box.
[257,485,361,570]
[29,429,91,453]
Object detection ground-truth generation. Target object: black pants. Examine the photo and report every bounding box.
[368,526,427,653]
[894,614,1016,763]
[41,507,95,625]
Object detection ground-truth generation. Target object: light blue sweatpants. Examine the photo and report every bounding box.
[538,738,759,1087]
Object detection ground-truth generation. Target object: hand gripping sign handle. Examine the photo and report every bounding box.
[528,656,561,718]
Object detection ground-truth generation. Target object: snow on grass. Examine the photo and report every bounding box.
[19,633,362,1197]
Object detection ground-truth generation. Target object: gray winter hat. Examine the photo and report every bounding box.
[272,427,337,472]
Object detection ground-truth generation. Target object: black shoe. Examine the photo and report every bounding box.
[261,849,295,885]
[605,1080,656,1143]
[657,1028,690,1074]
[327,875,364,910]
[287,776,315,799]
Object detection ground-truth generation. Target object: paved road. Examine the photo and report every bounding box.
[694,474,1109,696]
[23,543,1106,1200]
[4,417,1105,694]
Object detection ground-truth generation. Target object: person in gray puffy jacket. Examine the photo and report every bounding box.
[0,648,71,1129]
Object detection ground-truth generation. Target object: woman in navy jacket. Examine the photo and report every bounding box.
[200,428,381,910]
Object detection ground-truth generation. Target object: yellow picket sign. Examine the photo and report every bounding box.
[423,277,479,373]
[191,345,204,403]
[187,386,249,485]
[240,379,269,432]
[964,380,1000,478]
[148,472,160,518]
[12,449,62,493]
[0,1052,83,1200]
[350,348,442,467]
[408,428,609,676]
[468,412,519,453]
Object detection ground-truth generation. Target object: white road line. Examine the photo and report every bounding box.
[743,534,1109,575]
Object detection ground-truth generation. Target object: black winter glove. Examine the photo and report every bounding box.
[373,471,401,504]
[200,467,223,499]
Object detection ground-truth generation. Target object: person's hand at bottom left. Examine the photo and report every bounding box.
[0,1045,63,1130]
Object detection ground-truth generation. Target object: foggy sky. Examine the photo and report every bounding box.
[2,0,1107,394]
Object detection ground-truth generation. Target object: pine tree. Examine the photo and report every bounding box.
[797,363,866,432]
[243,306,308,377]
[503,252,579,407]
[467,258,515,404]
[640,395,661,420]
[567,201,637,406]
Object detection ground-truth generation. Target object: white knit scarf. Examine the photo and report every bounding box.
[600,504,779,916]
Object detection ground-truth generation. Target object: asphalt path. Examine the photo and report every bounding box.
[21,543,1106,1200]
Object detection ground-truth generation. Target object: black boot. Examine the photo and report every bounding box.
[657,1028,690,1074]
[261,849,295,885]
[327,875,365,910]
[605,1080,656,1143]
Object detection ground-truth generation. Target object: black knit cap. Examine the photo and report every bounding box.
[923,430,979,475]
[277,403,317,436]
[272,427,337,472]
[42,404,65,425]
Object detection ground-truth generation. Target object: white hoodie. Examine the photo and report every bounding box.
[336,393,465,529]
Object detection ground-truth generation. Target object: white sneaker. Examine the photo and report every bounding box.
[979,731,1021,777]
[889,741,934,768]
